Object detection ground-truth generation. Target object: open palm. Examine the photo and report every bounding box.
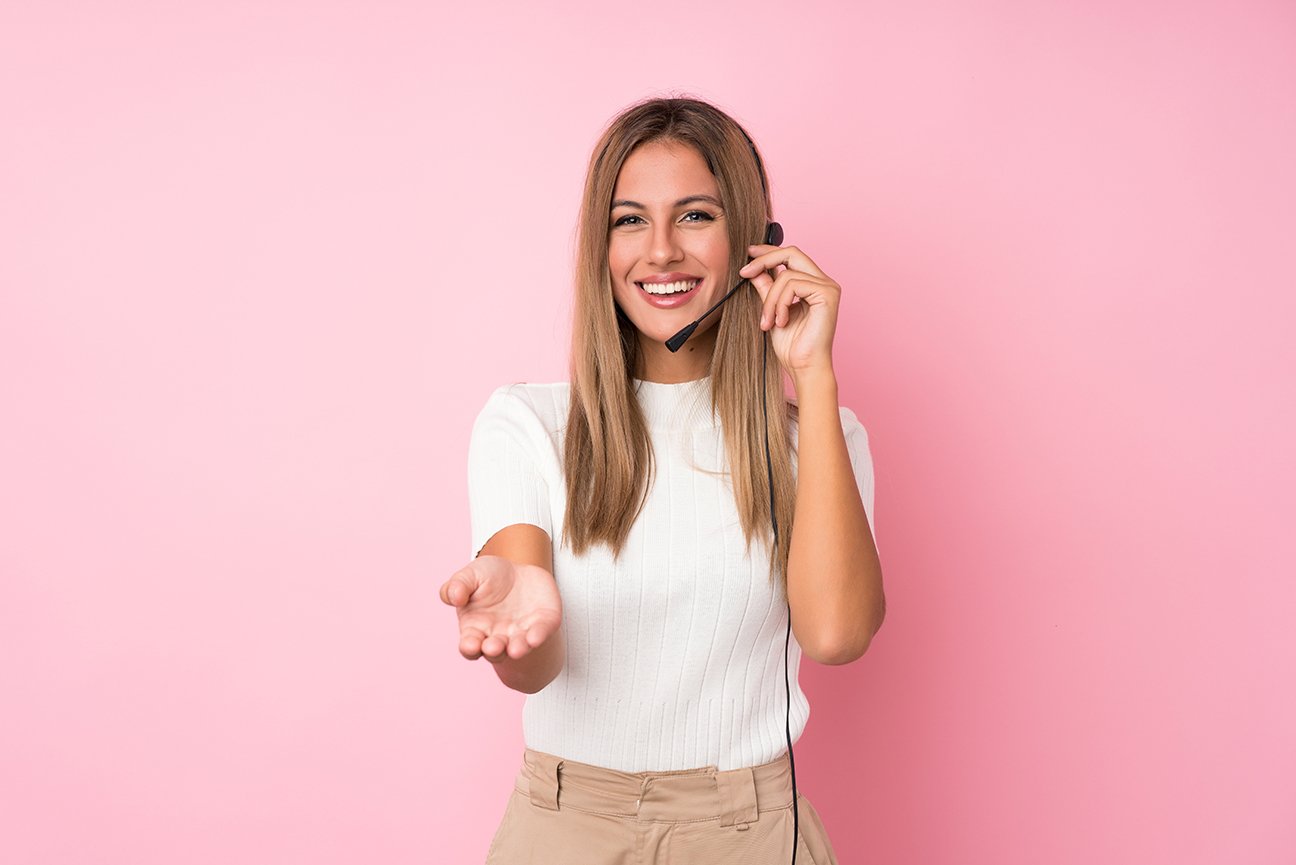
[439,555,562,662]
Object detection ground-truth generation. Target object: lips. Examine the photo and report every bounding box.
[636,278,700,295]
[635,278,701,309]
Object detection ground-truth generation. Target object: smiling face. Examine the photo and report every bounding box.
[608,139,731,379]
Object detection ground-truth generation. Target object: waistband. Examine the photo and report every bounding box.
[514,748,794,827]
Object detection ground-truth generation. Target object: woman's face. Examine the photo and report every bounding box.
[608,139,731,353]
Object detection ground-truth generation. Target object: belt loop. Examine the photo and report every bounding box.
[715,766,759,827]
[526,751,564,811]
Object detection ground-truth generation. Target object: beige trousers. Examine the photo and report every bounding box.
[484,748,839,865]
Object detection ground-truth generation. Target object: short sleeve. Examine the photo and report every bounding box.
[466,386,556,559]
[839,407,878,554]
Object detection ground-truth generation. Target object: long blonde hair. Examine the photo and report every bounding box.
[562,96,798,586]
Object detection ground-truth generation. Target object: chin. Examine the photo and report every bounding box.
[620,309,677,338]
[637,323,680,345]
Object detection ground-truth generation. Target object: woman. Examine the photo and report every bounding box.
[440,96,885,865]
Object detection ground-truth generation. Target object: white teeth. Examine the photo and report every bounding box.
[638,279,699,295]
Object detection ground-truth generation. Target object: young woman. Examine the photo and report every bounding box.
[440,96,885,865]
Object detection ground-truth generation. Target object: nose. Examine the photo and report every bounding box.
[647,219,684,267]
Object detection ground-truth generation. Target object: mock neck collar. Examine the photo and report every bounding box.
[630,375,716,429]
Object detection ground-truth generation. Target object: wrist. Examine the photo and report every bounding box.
[790,362,838,396]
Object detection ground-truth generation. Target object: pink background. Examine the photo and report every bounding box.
[2,1,1293,863]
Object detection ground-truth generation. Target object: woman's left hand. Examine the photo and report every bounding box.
[739,243,841,378]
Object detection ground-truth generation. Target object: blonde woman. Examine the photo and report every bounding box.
[440,96,884,865]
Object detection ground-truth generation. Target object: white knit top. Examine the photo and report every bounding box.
[465,375,876,772]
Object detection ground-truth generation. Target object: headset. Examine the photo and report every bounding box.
[662,127,800,865]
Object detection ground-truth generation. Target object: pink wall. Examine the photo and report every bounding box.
[2,1,1293,863]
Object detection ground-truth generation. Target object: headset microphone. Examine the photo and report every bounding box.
[665,221,784,353]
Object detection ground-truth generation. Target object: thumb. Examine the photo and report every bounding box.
[439,565,481,608]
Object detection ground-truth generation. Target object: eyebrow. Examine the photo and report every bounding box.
[610,194,724,210]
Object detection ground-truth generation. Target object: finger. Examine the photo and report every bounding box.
[506,629,533,660]
[776,279,807,327]
[743,242,780,267]
[774,281,790,328]
[741,244,827,280]
[764,271,827,329]
[751,277,772,327]
[525,616,557,649]
[754,271,782,330]
[762,271,796,331]
[744,243,818,277]
[741,247,782,300]
[502,615,556,659]
[480,633,509,660]
[748,270,776,312]
[762,276,780,331]
[459,626,487,660]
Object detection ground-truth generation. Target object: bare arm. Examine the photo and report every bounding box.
[742,239,884,665]
[785,367,885,665]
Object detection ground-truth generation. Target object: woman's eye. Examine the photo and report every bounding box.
[612,211,715,228]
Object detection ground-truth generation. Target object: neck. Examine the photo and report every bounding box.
[633,326,716,383]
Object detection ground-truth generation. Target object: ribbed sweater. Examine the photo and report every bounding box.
[465,375,876,772]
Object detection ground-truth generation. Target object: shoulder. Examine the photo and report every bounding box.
[474,381,571,437]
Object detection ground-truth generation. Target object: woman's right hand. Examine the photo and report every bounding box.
[438,555,563,662]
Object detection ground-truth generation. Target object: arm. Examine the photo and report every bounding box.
[785,366,885,665]
[442,522,565,694]
[740,240,885,665]
[456,386,563,693]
